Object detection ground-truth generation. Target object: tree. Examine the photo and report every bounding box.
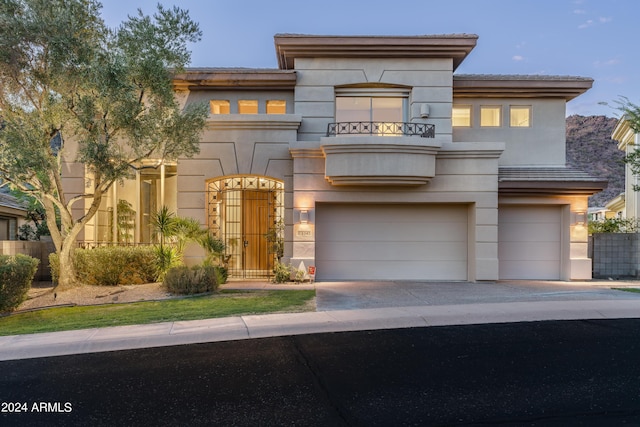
[0,0,209,289]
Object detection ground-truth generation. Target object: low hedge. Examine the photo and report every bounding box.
[164,265,220,295]
[0,254,39,313]
[50,246,158,286]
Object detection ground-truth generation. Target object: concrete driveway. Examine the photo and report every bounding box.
[313,280,640,311]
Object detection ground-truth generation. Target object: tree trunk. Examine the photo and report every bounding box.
[55,240,80,290]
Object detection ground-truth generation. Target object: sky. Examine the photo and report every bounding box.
[100,0,638,117]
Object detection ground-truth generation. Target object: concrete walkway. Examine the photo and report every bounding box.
[1,280,640,361]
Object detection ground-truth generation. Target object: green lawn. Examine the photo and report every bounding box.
[0,289,316,336]
[612,287,640,294]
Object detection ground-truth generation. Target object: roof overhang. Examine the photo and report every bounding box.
[172,68,297,91]
[274,34,478,70]
[454,75,593,101]
[498,167,608,196]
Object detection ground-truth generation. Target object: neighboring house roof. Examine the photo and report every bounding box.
[0,192,28,217]
[605,193,625,212]
[498,167,608,195]
[273,33,478,71]
[611,116,635,150]
[453,75,594,100]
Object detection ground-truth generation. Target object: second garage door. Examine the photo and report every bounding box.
[498,205,562,280]
[315,204,468,281]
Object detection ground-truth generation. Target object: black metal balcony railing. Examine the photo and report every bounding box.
[326,122,435,138]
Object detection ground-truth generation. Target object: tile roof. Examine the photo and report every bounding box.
[499,167,608,196]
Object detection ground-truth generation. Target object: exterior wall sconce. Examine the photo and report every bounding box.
[575,211,586,226]
[300,210,309,224]
[420,103,430,118]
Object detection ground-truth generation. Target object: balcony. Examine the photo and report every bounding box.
[320,122,441,186]
[326,122,435,138]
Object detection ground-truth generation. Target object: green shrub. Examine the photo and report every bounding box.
[153,245,182,282]
[589,217,640,234]
[49,252,59,285]
[0,254,39,312]
[163,265,219,295]
[272,261,291,284]
[215,266,228,285]
[49,246,157,286]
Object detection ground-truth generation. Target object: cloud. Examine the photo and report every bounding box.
[512,55,524,61]
[579,16,613,29]
[573,9,586,14]
[578,19,594,29]
[593,59,621,67]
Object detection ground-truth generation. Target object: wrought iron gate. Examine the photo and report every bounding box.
[206,176,284,279]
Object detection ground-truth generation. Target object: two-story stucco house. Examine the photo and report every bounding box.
[68,34,606,281]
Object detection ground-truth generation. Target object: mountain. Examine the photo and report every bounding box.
[565,115,623,207]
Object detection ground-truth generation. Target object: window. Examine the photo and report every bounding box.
[510,106,531,127]
[210,100,230,115]
[266,100,286,114]
[452,105,471,127]
[480,106,501,127]
[333,87,409,136]
[336,97,405,123]
[238,100,258,114]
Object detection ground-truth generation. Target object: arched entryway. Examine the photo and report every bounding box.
[206,175,284,279]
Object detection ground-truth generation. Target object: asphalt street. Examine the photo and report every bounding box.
[2,318,640,426]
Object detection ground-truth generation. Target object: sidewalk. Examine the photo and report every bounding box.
[1,279,640,361]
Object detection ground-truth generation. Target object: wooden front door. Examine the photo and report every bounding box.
[242,190,270,272]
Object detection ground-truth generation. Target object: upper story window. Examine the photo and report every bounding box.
[510,106,531,127]
[336,96,406,123]
[480,106,501,127]
[266,100,286,114]
[335,87,409,124]
[452,105,471,127]
[238,100,258,114]
[210,100,230,115]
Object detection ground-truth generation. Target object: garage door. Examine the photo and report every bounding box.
[498,206,562,280]
[315,204,468,280]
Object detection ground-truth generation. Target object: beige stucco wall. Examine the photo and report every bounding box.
[177,94,301,263]
[289,140,505,281]
[452,98,567,166]
[293,57,453,143]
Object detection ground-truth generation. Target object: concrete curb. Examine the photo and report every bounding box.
[1,299,640,361]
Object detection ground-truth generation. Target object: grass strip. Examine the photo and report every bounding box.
[0,289,315,336]
[612,287,640,294]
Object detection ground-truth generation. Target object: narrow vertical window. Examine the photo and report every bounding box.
[210,100,230,114]
[510,106,531,127]
[266,100,286,114]
[452,105,471,127]
[480,106,501,127]
[238,100,258,114]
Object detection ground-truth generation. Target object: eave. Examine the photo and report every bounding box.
[274,34,478,71]
[454,75,593,101]
[173,68,297,91]
[498,167,607,196]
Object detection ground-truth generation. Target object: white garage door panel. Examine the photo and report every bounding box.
[499,223,561,242]
[499,261,560,280]
[321,223,468,242]
[321,261,468,281]
[315,204,468,281]
[498,206,562,280]
[316,242,468,261]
